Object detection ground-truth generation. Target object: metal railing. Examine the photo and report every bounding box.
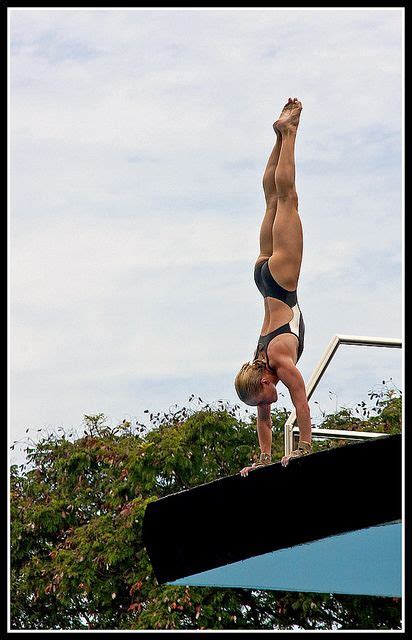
[284,335,402,456]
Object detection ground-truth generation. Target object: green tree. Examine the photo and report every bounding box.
[10,389,402,630]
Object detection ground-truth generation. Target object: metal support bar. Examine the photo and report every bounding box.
[284,335,402,456]
[292,426,386,442]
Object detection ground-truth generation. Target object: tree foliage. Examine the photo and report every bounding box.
[10,385,402,630]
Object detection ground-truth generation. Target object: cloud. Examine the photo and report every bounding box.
[9,8,403,463]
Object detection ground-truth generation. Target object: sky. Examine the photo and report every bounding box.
[9,8,403,465]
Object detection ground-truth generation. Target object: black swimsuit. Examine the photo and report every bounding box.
[253,259,305,367]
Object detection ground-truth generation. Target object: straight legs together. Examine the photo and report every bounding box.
[258,98,303,290]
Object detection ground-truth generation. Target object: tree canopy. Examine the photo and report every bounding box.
[10,384,402,630]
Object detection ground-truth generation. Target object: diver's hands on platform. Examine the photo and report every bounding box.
[240,456,292,473]
[282,442,312,467]
[281,454,293,467]
[239,464,260,477]
[241,445,312,474]
[240,452,273,477]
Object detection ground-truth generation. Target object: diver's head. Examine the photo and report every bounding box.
[234,360,278,406]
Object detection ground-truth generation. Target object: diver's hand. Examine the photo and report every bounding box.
[281,454,292,467]
[240,463,261,477]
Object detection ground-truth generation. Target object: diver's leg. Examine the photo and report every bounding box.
[269,98,304,290]
[257,128,282,261]
[262,129,282,206]
[271,99,312,465]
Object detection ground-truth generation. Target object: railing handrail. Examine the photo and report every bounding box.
[284,335,402,455]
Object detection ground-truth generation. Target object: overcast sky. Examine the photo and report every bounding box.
[10,8,403,464]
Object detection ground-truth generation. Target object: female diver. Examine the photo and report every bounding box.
[234,98,312,475]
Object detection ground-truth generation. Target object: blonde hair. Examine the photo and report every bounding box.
[234,359,267,404]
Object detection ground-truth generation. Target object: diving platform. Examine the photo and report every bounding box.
[142,434,401,596]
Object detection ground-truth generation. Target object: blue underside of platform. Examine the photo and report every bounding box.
[168,521,401,596]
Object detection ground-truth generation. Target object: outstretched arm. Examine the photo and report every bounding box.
[276,357,311,445]
[256,403,273,456]
[239,403,273,477]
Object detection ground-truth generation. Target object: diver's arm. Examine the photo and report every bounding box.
[239,403,272,476]
[276,357,311,443]
[256,403,272,458]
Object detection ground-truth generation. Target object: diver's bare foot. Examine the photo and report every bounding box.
[274,97,302,134]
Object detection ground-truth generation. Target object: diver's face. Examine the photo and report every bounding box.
[250,382,278,407]
[261,382,278,405]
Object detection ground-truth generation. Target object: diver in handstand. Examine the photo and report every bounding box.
[234,97,312,474]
